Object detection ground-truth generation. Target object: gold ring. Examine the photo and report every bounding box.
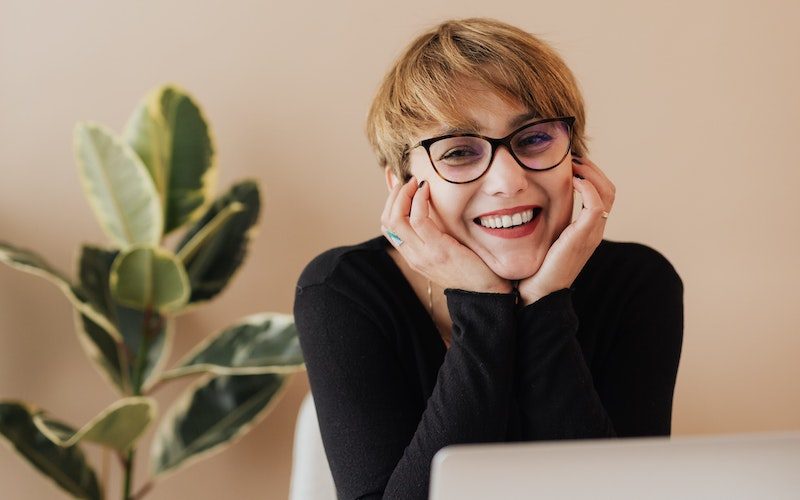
[601,211,609,219]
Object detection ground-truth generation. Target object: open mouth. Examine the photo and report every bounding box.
[473,207,542,229]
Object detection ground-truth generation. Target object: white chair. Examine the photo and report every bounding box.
[289,392,338,500]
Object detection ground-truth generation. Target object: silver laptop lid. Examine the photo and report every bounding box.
[430,432,800,500]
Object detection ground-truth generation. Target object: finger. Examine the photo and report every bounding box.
[408,180,429,228]
[573,156,613,188]
[573,162,614,212]
[573,177,608,226]
[408,181,444,243]
[572,154,602,174]
[381,179,404,227]
[383,180,403,212]
[382,221,422,250]
[389,176,418,222]
[385,178,424,248]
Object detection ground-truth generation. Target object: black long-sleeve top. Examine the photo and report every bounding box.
[294,236,684,499]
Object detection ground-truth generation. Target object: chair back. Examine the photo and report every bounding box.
[289,392,337,500]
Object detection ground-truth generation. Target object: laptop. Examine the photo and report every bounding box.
[429,431,800,500]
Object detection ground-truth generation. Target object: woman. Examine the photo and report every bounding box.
[294,18,683,499]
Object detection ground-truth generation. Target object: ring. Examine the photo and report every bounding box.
[601,211,609,219]
[386,229,404,246]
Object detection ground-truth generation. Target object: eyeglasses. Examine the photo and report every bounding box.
[407,116,576,184]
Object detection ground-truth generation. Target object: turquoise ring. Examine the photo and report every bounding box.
[386,229,404,247]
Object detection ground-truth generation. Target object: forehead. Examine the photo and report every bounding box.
[414,88,540,141]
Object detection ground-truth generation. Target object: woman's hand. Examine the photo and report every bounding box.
[517,156,616,305]
[381,177,512,294]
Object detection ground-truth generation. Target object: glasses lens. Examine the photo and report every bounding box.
[511,120,571,170]
[428,136,491,183]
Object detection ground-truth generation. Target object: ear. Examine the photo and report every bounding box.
[384,166,400,192]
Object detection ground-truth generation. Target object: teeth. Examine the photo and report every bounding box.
[522,210,532,223]
[478,209,537,229]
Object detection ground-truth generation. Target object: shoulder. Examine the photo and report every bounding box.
[583,239,683,293]
[296,235,390,290]
[294,236,397,344]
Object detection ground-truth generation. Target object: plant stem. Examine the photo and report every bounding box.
[123,305,156,499]
[101,447,109,498]
[122,449,134,499]
[131,307,154,394]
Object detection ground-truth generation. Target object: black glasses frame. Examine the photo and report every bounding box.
[408,116,576,184]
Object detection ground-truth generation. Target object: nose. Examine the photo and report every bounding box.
[481,145,528,196]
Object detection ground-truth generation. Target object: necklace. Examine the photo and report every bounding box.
[427,280,452,348]
[427,279,433,313]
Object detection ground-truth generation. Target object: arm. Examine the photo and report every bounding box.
[295,280,517,500]
[512,288,616,440]
[513,255,684,440]
[591,257,684,436]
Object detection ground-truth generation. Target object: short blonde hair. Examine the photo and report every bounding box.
[366,18,588,178]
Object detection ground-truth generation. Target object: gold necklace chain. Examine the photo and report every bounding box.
[427,279,433,313]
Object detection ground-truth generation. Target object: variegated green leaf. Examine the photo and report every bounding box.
[73,311,127,393]
[0,401,102,500]
[76,308,172,396]
[74,121,163,248]
[76,246,129,392]
[120,307,173,393]
[175,180,260,305]
[151,373,287,477]
[0,241,120,338]
[110,245,190,313]
[79,245,173,393]
[124,84,216,234]
[161,313,304,381]
[33,397,156,453]
[175,201,245,264]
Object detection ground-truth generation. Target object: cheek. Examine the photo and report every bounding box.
[547,173,574,207]
[427,186,472,234]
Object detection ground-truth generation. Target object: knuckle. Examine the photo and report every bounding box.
[409,213,424,227]
[430,249,448,267]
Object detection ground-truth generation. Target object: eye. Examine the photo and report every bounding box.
[439,147,479,161]
[430,136,487,166]
[515,132,553,149]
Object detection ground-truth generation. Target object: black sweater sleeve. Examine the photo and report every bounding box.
[512,289,617,440]
[294,279,517,499]
[512,245,684,440]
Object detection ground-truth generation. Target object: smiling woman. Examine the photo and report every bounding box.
[293,17,683,500]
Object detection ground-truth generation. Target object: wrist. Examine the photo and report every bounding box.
[519,284,555,306]
[485,281,514,294]
[452,278,512,295]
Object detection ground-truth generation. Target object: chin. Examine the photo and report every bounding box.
[487,258,544,282]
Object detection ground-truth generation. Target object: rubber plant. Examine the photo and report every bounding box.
[0,85,305,499]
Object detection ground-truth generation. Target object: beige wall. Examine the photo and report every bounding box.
[1,0,798,498]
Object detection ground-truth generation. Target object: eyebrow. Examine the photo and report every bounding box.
[509,110,541,129]
[440,110,541,136]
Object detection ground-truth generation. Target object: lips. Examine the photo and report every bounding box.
[472,205,542,239]
[473,205,541,227]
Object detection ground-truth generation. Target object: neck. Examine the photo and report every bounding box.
[386,247,452,348]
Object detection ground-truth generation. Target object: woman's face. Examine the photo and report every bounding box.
[397,88,575,280]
